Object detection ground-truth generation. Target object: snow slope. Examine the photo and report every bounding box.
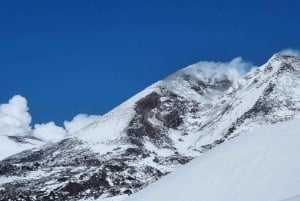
[126,118,300,201]
[0,135,45,160]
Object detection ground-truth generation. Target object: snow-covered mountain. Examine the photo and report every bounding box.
[125,118,300,201]
[0,53,300,201]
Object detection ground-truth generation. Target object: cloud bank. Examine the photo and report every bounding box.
[64,114,102,134]
[0,96,101,142]
[33,122,67,142]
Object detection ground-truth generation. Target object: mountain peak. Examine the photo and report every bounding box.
[267,50,300,67]
[263,51,300,75]
[274,49,300,58]
[169,57,250,85]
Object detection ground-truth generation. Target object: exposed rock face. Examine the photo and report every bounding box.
[127,91,186,147]
[1,53,300,201]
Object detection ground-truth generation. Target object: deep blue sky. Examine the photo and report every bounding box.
[0,0,299,125]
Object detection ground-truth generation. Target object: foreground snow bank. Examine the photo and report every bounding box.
[126,118,300,201]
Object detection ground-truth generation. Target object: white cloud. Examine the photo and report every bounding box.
[33,114,101,142]
[0,95,102,142]
[0,95,31,136]
[64,114,101,134]
[279,49,300,57]
[33,122,67,142]
[179,57,251,83]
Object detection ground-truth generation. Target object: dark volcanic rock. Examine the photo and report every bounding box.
[135,92,161,113]
[63,182,84,196]
[162,110,183,129]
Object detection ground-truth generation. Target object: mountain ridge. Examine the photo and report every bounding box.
[1,53,300,201]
